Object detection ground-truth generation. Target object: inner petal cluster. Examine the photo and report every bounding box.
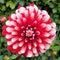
[20,25,40,41]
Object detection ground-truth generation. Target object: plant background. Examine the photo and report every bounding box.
[0,0,60,60]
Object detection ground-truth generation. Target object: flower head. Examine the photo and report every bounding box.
[0,16,6,23]
[2,3,56,57]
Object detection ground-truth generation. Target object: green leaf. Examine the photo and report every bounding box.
[4,56,9,60]
[12,55,18,59]
[15,0,20,3]
[31,57,37,60]
[55,41,59,45]
[19,1,24,6]
[0,56,3,60]
[55,19,60,24]
[58,3,60,7]
[0,0,4,4]
[10,3,16,9]
[58,7,60,12]
[9,1,16,9]
[45,51,51,56]
[52,0,56,2]
[50,46,60,51]
[42,0,50,4]
[42,56,47,60]
[6,1,10,7]
[52,8,57,13]
[57,57,60,60]
[6,1,16,9]
[0,37,5,43]
[19,57,25,60]
[48,2,54,8]
[1,5,6,11]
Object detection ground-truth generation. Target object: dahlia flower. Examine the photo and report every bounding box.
[0,16,6,23]
[2,3,56,57]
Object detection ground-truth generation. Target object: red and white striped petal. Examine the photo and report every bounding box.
[18,45,26,54]
[12,43,18,49]
[19,41,24,47]
[30,13,35,20]
[11,14,16,20]
[11,21,17,26]
[6,21,11,26]
[32,47,38,54]
[7,41,12,46]
[5,34,12,39]
[45,24,51,31]
[42,15,50,22]
[49,29,56,35]
[42,10,48,15]
[18,7,25,13]
[43,33,50,37]
[24,10,28,17]
[51,22,56,28]
[6,27,13,33]
[37,38,42,43]
[26,50,33,57]
[44,44,50,49]
[11,38,17,43]
[44,38,52,44]
[28,6,34,13]
[28,42,32,50]
[39,44,45,49]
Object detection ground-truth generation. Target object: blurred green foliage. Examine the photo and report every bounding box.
[0,0,60,60]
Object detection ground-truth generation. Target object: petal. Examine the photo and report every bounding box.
[37,15,42,21]
[28,42,32,50]
[42,10,48,15]
[6,34,12,39]
[6,27,13,33]
[28,6,34,13]
[39,44,45,49]
[40,49,46,53]
[34,5,38,12]
[37,38,42,43]
[19,41,24,47]
[12,43,18,49]
[32,47,37,54]
[11,21,17,26]
[19,45,26,54]
[11,38,17,43]
[24,10,28,17]
[7,41,12,46]
[11,31,18,35]
[43,33,50,37]
[18,7,25,13]
[44,38,52,44]
[6,21,11,26]
[49,28,56,35]
[30,13,35,20]
[44,44,50,49]
[42,15,50,22]
[51,22,56,28]
[45,24,51,31]
[33,41,37,47]
[11,14,16,20]
[26,50,33,57]
[41,23,46,28]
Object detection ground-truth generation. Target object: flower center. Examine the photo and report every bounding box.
[25,26,35,40]
[26,29,34,37]
[21,25,40,41]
